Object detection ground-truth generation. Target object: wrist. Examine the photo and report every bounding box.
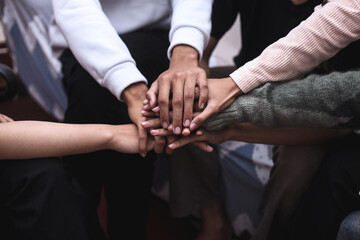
[222,125,236,142]
[170,44,199,67]
[226,77,243,98]
[122,82,148,105]
[98,125,115,150]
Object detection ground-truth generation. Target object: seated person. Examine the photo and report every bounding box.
[145,0,360,238]
[0,111,155,239]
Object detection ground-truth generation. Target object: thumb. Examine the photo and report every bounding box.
[189,105,215,131]
[146,81,159,109]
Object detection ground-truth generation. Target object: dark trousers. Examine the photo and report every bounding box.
[289,133,360,240]
[60,30,170,239]
[0,158,95,240]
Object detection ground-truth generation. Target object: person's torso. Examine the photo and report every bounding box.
[100,0,172,34]
[236,0,322,66]
[235,0,360,72]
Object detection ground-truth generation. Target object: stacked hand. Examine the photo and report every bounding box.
[133,44,243,155]
[142,77,242,153]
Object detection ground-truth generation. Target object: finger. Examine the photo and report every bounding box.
[194,86,200,99]
[141,118,162,129]
[196,128,204,135]
[196,71,208,110]
[138,126,148,157]
[171,77,185,135]
[182,127,191,136]
[150,128,173,137]
[190,105,215,131]
[0,114,13,123]
[157,76,171,129]
[183,74,196,128]
[154,136,166,154]
[192,142,213,152]
[152,106,160,113]
[168,135,200,149]
[146,80,159,109]
[141,110,157,118]
[167,122,173,132]
[165,135,177,155]
[146,136,156,152]
[193,101,202,112]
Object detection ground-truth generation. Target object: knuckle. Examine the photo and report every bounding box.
[185,70,193,76]
[184,91,194,100]
[175,72,183,78]
[172,97,183,107]
[159,74,170,83]
[158,96,168,105]
[199,81,209,88]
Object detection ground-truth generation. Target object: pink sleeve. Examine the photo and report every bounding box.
[230,0,360,93]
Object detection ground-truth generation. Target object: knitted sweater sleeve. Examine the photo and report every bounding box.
[230,0,360,93]
[206,70,360,130]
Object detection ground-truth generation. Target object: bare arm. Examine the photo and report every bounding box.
[0,121,154,159]
[163,123,351,151]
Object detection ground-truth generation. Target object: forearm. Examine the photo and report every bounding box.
[53,0,147,100]
[0,121,130,159]
[230,0,360,93]
[225,123,350,145]
[207,70,360,130]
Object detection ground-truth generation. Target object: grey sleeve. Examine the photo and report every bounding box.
[206,70,360,131]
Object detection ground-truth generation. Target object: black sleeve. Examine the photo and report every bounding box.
[210,0,239,40]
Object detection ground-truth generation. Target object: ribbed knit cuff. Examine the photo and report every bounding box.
[206,100,244,131]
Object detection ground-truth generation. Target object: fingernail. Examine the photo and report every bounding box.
[143,99,149,105]
[141,121,149,127]
[200,102,205,109]
[169,143,176,149]
[184,119,190,127]
[174,127,181,135]
[190,123,197,130]
[150,129,159,135]
[162,121,168,128]
[152,106,160,112]
[143,104,150,110]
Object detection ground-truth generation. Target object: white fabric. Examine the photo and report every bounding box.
[50,0,212,100]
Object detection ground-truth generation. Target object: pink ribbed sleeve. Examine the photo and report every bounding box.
[230,0,360,93]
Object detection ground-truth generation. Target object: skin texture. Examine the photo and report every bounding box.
[145,45,208,135]
[122,82,150,157]
[0,114,155,160]
[146,122,350,152]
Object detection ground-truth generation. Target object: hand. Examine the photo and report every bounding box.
[108,124,155,153]
[166,128,226,152]
[146,45,208,135]
[199,57,210,76]
[0,113,14,123]
[140,115,169,154]
[189,77,242,131]
[122,82,149,157]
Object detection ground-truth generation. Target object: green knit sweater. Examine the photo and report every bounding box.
[206,70,360,130]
